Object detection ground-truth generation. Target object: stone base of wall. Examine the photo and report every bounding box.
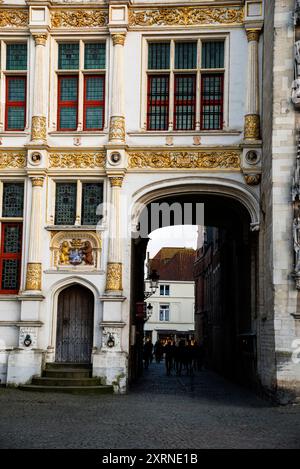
[6,349,44,386]
[93,350,128,394]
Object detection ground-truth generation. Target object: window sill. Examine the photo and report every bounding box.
[48,131,108,136]
[0,131,29,136]
[127,129,242,136]
[45,225,105,231]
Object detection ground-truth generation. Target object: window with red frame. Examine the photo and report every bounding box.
[147,75,169,131]
[200,74,224,130]
[174,75,196,131]
[5,76,26,131]
[57,76,78,131]
[83,75,105,131]
[0,223,22,294]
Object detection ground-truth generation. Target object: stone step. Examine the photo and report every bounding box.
[19,385,114,395]
[45,363,92,370]
[43,369,91,379]
[32,377,102,387]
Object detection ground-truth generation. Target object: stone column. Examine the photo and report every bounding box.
[244,29,261,140]
[31,34,47,143]
[25,177,44,291]
[109,33,126,143]
[105,176,123,292]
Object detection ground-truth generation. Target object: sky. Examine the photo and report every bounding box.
[147,225,199,258]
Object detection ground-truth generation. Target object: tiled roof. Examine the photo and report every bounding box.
[149,247,196,281]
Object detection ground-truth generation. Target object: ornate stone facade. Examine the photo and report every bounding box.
[31,116,47,142]
[25,263,42,291]
[109,117,126,142]
[105,263,123,291]
[49,152,105,169]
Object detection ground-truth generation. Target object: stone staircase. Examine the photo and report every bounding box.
[19,363,114,395]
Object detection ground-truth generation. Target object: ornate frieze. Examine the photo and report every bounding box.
[128,150,241,170]
[31,116,47,142]
[128,6,244,28]
[109,116,125,142]
[0,9,28,28]
[49,152,105,169]
[25,263,42,291]
[0,151,26,169]
[106,262,122,291]
[51,231,102,270]
[51,9,108,28]
[244,114,261,140]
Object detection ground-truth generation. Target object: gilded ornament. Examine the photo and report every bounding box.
[106,262,123,291]
[129,6,244,27]
[109,177,123,188]
[0,151,26,169]
[109,116,125,142]
[112,33,126,46]
[244,114,260,140]
[128,150,241,170]
[31,116,47,142]
[31,177,44,188]
[246,29,261,42]
[244,174,261,185]
[25,263,42,291]
[49,152,105,169]
[51,9,108,28]
[33,34,47,46]
[0,9,28,28]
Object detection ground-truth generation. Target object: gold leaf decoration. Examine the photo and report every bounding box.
[0,9,28,28]
[106,263,122,291]
[49,152,105,169]
[51,9,108,28]
[0,151,26,169]
[128,150,241,170]
[129,6,244,27]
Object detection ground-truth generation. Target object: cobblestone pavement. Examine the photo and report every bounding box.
[0,363,300,449]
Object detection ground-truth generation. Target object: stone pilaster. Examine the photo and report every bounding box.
[244,29,261,140]
[109,33,126,143]
[31,34,48,143]
[25,177,44,291]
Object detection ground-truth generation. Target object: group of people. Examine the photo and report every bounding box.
[143,338,205,376]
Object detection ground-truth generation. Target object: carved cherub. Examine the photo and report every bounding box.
[59,241,70,265]
[82,241,94,265]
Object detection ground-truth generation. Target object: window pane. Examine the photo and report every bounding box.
[175,42,197,69]
[174,75,196,130]
[86,76,104,101]
[85,43,106,69]
[7,108,25,130]
[58,43,79,70]
[202,42,224,69]
[6,44,27,70]
[160,285,164,295]
[2,183,24,218]
[2,259,19,290]
[3,225,22,253]
[201,74,223,130]
[8,78,26,101]
[55,183,77,225]
[82,183,103,225]
[60,77,78,101]
[148,43,170,69]
[59,107,77,130]
[165,285,170,296]
[147,75,169,130]
[85,107,104,130]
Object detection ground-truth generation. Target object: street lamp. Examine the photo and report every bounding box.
[144,269,160,299]
[145,303,153,322]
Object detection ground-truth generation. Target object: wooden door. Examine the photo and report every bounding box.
[56,285,94,363]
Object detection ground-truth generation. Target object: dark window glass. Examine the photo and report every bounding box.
[6,44,27,70]
[84,76,105,130]
[0,223,22,293]
[147,75,169,130]
[55,183,77,225]
[85,43,106,69]
[175,42,197,69]
[82,183,103,225]
[174,74,196,130]
[58,43,79,70]
[201,74,224,130]
[148,43,170,70]
[2,183,24,218]
[202,41,224,69]
[6,77,26,131]
[58,76,78,131]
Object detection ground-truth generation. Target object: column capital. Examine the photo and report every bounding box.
[109,176,123,187]
[32,33,48,46]
[246,29,261,42]
[31,177,44,187]
[111,33,126,46]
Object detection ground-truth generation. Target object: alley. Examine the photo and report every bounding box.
[0,363,299,449]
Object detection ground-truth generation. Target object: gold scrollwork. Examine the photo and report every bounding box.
[106,262,123,291]
[31,116,47,142]
[109,116,125,142]
[112,33,126,46]
[129,6,244,27]
[0,151,26,169]
[0,9,28,28]
[25,263,42,291]
[49,152,105,169]
[244,114,260,140]
[51,9,108,28]
[128,150,241,170]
